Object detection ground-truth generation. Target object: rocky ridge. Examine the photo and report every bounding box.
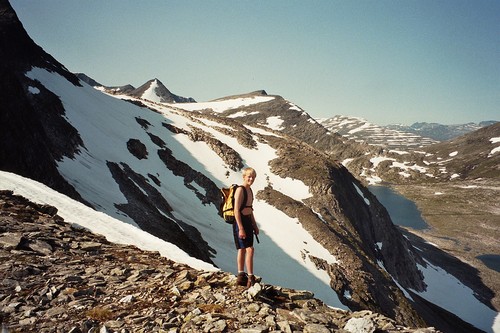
[75,73,135,96]
[0,0,86,205]
[184,91,374,162]
[0,190,440,333]
[317,116,438,151]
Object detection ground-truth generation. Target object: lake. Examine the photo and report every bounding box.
[476,254,500,273]
[368,186,500,273]
[368,185,429,230]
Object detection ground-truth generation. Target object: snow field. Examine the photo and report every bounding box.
[24,68,345,309]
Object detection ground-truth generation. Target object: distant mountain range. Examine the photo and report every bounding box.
[387,121,498,141]
[317,116,438,150]
[317,115,497,151]
[317,115,500,185]
[76,73,195,103]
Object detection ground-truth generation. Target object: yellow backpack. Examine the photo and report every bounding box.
[220,184,247,224]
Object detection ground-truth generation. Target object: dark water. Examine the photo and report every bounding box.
[476,254,500,273]
[368,185,429,230]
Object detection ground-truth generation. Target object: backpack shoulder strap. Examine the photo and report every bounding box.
[238,185,248,212]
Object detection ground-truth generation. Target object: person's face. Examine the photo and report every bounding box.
[243,172,256,186]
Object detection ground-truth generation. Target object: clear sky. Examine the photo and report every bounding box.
[10,0,500,125]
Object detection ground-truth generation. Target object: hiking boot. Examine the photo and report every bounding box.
[246,274,256,288]
[236,272,248,286]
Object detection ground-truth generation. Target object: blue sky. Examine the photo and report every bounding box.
[10,0,500,125]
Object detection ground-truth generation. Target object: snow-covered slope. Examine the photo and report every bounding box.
[0,170,215,272]
[20,68,498,332]
[24,67,343,307]
[2,0,498,329]
[3,163,499,333]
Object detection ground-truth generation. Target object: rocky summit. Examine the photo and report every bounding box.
[0,190,440,333]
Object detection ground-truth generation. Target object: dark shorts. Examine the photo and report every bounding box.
[233,215,254,249]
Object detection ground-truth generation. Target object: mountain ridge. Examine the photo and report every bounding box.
[76,73,135,95]
[0,1,497,332]
[76,73,196,104]
[317,115,437,150]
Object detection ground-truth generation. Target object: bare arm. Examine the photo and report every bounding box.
[234,187,246,239]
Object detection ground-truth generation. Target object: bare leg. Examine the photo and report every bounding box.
[245,247,254,275]
[237,249,245,272]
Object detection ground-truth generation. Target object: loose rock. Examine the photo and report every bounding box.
[0,191,441,333]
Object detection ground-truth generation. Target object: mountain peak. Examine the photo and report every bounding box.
[129,78,195,104]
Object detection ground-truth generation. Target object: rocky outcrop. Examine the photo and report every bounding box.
[162,122,245,172]
[257,135,427,327]
[0,190,441,333]
[75,73,136,95]
[140,108,438,328]
[126,138,148,160]
[106,161,215,264]
[161,110,430,323]
[0,0,87,204]
[209,93,375,162]
[421,122,500,180]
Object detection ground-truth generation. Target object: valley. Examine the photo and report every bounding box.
[320,115,500,329]
[392,179,500,310]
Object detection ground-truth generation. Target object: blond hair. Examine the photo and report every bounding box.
[243,167,256,178]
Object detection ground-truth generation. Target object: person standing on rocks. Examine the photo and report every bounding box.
[233,167,259,287]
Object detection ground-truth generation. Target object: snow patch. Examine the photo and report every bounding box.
[174,96,275,113]
[412,259,498,333]
[244,125,282,138]
[266,116,285,130]
[228,111,260,118]
[141,79,164,103]
[370,156,396,168]
[28,86,40,94]
[361,168,382,185]
[489,146,500,157]
[288,102,301,111]
[488,138,500,157]
[389,150,409,155]
[353,183,370,205]
[342,158,354,166]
